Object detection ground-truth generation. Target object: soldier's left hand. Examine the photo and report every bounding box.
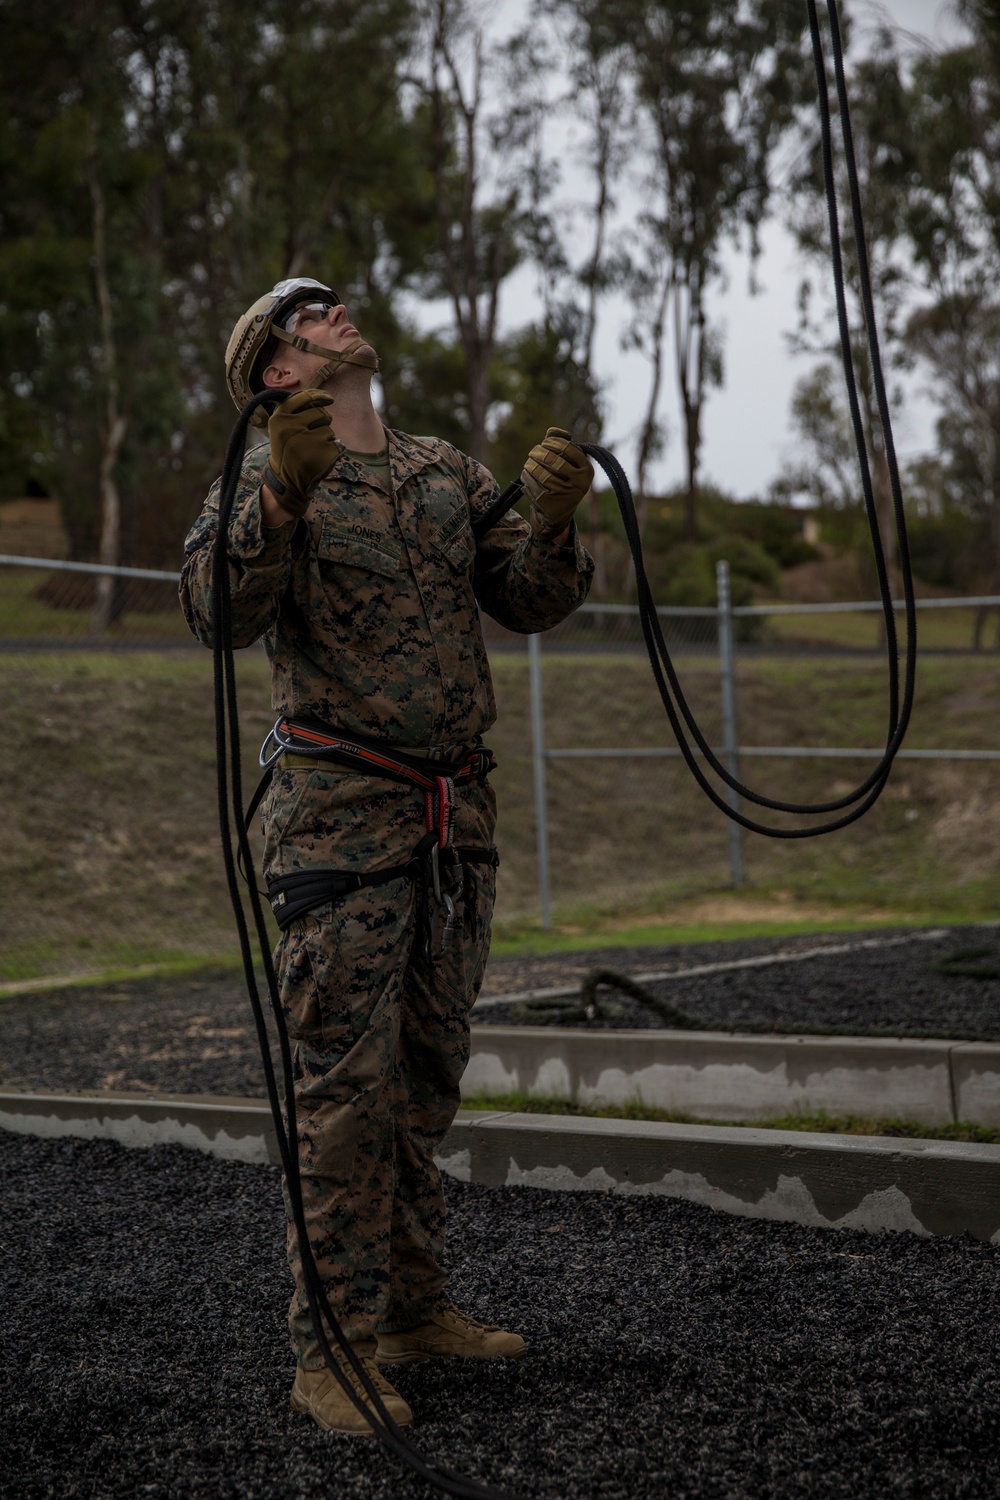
[520,427,594,540]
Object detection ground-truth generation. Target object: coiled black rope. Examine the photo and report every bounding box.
[475,0,916,839]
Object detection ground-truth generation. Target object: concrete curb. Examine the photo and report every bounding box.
[441,1112,1000,1243]
[0,1089,282,1166]
[2,1087,997,1243]
[465,1026,1000,1127]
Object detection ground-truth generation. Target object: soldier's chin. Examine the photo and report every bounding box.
[322,341,377,380]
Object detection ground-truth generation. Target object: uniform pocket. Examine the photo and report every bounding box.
[315,515,401,654]
[277,903,352,1048]
[432,507,474,573]
[260,765,321,852]
[294,1089,362,1187]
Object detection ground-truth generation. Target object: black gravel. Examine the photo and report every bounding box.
[2,926,998,1101]
[475,924,1000,1040]
[2,1130,999,1499]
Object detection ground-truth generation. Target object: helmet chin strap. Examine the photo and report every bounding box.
[270,323,379,383]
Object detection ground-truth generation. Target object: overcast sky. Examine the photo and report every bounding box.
[407,0,974,495]
[655,0,974,500]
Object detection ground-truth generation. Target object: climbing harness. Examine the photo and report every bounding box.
[208,3,919,1496]
[251,716,498,944]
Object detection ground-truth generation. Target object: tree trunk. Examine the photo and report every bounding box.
[92,415,128,634]
[625,269,671,598]
[87,125,128,638]
[466,341,490,464]
[683,397,699,543]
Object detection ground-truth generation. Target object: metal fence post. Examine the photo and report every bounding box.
[528,631,552,929]
[716,560,745,888]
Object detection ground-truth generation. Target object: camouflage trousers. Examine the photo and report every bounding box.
[261,761,496,1368]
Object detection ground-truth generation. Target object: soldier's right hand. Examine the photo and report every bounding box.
[263,389,345,519]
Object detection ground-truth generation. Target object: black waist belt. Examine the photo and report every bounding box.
[252,716,499,935]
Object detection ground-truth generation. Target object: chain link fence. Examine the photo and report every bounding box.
[526,573,1000,928]
[1,551,998,983]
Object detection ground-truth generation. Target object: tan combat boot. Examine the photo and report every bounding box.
[290,1357,413,1436]
[375,1304,527,1365]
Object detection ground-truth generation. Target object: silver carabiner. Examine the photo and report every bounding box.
[259,717,286,770]
[429,841,443,905]
[438,891,457,955]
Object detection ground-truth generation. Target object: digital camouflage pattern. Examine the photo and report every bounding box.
[270,772,496,1364]
[180,429,594,748]
[180,428,593,1365]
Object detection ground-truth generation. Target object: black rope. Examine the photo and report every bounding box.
[205,2,917,1491]
[930,946,1000,981]
[212,390,518,1499]
[504,966,1000,1040]
[473,0,915,838]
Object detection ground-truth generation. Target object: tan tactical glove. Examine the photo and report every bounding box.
[264,389,344,518]
[520,427,594,540]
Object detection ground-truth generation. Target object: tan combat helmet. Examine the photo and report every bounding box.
[224,277,379,426]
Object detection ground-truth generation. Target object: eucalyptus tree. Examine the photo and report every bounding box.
[570,0,807,549]
[0,0,425,578]
[402,0,557,462]
[903,1,1000,630]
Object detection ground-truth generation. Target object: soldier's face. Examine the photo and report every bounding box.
[286,302,376,369]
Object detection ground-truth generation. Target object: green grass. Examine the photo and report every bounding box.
[459,1092,1000,1144]
[488,906,988,957]
[0,566,193,639]
[762,604,997,653]
[0,905,983,993]
[0,954,246,998]
[0,645,997,980]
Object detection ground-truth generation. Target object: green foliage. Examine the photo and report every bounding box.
[632,486,805,615]
[488,316,603,485]
[0,0,429,564]
[898,510,989,593]
[3,0,1000,584]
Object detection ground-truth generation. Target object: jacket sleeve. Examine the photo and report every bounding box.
[467,455,594,632]
[179,445,304,649]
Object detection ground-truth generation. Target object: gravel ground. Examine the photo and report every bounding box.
[477,923,1000,1038]
[1,924,998,1098]
[2,1130,998,1499]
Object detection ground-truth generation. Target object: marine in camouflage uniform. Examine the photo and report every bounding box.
[180,280,594,1430]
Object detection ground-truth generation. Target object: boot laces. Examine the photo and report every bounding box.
[440,1303,496,1333]
[340,1353,398,1399]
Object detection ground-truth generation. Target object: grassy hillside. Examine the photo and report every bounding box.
[1,644,997,983]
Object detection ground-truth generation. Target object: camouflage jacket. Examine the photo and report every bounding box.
[180,429,594,749]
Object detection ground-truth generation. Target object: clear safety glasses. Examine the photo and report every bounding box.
[280,299,343,334]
